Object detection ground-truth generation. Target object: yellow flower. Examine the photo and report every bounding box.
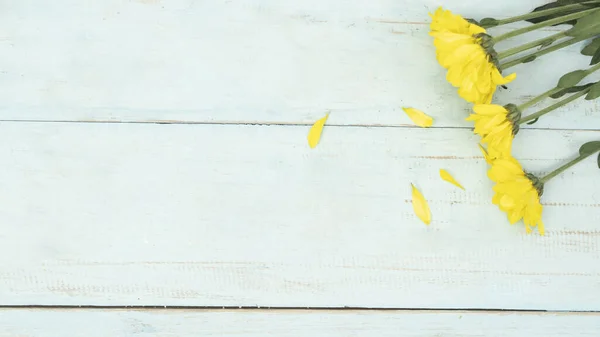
[466,104,521,161]
[488,157,545,235]
[429,8,516,104]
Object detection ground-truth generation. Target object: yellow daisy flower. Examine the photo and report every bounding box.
[429,7,516,104]
[488,157,545,235]
[466,104,521,161]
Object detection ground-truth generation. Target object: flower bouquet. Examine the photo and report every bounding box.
[309,1,600,235]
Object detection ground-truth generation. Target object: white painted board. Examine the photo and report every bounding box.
[0,122,599,309]
[1,0,598,128]
[1,309,599,337]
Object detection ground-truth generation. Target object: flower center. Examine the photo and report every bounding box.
[525,173,545,197]
[503,103,522,136]
[475,33,500,70]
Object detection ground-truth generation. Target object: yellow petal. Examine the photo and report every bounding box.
[537,221,545,236]
[491,68,517,85]
[439,169,465,190]
[307,112,330,149]
[403,107,433,127]
[473,104,507,116]
[478,144,493,165]
[411,184,432,225]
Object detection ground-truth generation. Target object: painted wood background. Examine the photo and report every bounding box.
[1,0,599,335]
[1,309,599,337]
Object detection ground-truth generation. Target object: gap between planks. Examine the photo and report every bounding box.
[0,119,598,133]
[0,305,599,314]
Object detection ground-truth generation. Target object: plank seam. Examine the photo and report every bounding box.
[0,306,598,313]
[0,119,597,132]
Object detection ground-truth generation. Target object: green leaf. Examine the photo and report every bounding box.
[522,55,537,63]
[465,18,481,26]
[559,0,596,3]
[591,46,600,65]
[526,118,540,125]
[579,141,600,157]
[597,152,600,169]
[566,9,600,37]
[551,83,595,98]
[585,81,600,100]
[540,39,555,48]
[582,37,600,56]
[527,1,600,25]
[557,69,588,88]
[550,90,566,99]
[480,17,499,28]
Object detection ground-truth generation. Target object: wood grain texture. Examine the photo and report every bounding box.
[1,0,598,128]
[1,309,599,337]
[0,122,599,309]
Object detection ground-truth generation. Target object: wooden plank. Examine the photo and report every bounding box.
[0,122,599,309]
[0,0,597,128]
[0,309,599,337]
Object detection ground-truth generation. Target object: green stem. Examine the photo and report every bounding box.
[517,87,563,111]
[540,151,597,184]
[492,8,599,43]
[518,88,590,124]
[586,61,600,75]
[501,33,594,70]
[517,63,600,112]
[492,2,600,27]
[498,31,567,60]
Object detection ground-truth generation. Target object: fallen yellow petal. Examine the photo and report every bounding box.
[307,112,330,149]
[402,107,433,127]
[411,184,431,225]
[439,169,465,190]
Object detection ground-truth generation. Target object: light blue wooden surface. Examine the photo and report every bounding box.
[1,0,599,335]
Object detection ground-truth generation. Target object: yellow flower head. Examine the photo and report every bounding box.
[466,104,521,161]
[488,157,545,235]
[429,8,516,104]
